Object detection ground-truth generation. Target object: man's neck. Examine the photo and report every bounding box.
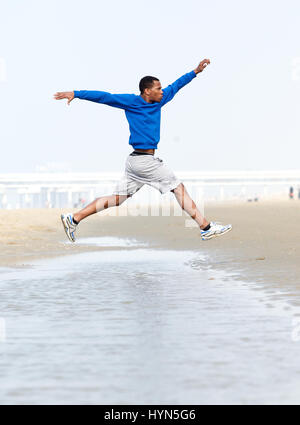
[141,94,153,104]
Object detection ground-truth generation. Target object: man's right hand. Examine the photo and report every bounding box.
[53,91,74,105]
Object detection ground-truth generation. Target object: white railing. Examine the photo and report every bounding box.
[0,170,299,209]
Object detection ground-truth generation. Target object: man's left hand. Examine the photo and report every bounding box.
[194,59,211,74]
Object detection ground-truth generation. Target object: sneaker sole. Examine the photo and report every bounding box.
[202,226,232,241]
[61,215,76,243]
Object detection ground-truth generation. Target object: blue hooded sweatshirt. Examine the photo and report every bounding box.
[74,70,196,150]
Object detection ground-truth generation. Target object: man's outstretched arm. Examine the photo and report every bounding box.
[53,90,135,110]
[161,58,210,106]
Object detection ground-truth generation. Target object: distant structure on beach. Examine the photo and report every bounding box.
[0,170,300,209]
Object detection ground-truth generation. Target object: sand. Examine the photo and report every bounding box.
[0,201,300,294]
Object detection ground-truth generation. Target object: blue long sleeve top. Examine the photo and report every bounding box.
[74,70,197,150]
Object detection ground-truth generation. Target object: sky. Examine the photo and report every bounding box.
[0,0,300,173]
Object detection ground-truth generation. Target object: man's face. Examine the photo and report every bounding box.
[147,80,163,103]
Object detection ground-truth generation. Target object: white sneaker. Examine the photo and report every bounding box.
[61,213,77,242]
[201,222,232,241]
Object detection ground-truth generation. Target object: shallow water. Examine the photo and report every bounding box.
[0,241,300,404]
[76,236,148,248]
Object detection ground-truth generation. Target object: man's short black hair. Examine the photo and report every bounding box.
[139,76,159,94]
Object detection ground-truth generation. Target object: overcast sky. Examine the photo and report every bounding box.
[0,0,300,173]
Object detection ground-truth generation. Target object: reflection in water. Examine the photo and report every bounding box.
[0,247,299,405]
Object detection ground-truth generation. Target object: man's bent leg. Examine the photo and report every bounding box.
[74,194,131,223]
[171,183,209,229]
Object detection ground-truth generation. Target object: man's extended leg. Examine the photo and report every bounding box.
[171,183,209,229]
[74,194,131,223]
[61,194,131,242]
[171,183,232,240]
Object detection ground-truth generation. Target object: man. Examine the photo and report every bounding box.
[54,59,232,242]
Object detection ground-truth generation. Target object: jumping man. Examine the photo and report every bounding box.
[54,59,232,242]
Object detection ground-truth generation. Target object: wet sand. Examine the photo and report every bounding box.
[2,201,300,405]
[0,201,300,291]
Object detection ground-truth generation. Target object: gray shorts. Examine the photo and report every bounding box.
[113,153,181,196]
